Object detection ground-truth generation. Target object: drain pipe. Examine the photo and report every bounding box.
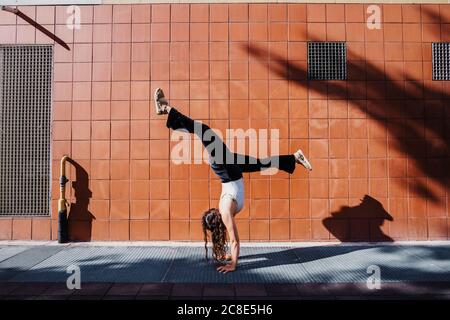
[58,155,70,243]
[1,6,70,51]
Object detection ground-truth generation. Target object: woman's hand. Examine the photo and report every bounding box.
[217,264,236,274]
[217,197,240,274]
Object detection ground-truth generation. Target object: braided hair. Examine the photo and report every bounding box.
[201,208,228,261]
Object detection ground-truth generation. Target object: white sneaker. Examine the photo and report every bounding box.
[154,88,169,115]
[294,149,312,171]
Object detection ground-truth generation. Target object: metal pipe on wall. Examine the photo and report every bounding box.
[58,155,70,243]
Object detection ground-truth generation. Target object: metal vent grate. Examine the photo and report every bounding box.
[308,42,347,80]
[432,43,450,80]
[0,45,53,217]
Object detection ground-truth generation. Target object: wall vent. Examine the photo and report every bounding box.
[432,42,450,80]
[0,45,53,217]
[308,42,347,80]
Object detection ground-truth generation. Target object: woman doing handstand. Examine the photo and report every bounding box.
[154,88,312,273]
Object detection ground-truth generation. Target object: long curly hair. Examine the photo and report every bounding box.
[201,208,228,261]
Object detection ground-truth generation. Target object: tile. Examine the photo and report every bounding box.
[110,220,130,241]
[270,219,290,240]
[402,5,421,23]
[106,283,141,296]
[138,283,172,296]
[230,23,248,42]
[266,284,299,297]
[152,4,170,23]
[171,4,189,22]
[130,220,149,241]
[113,4,131,23]
[171,23,189,42]
[31,220,51,241]
[307,4,326,22]
[190,23,209,42]
[150,180,169,200]
[132,24,150,43]
[170,220,190,240]
[269,23,288,41]
[210,4,228,22]
[191,4,209,23]
[249,4,267,22]
[151,23,170,42]
[9,283,51,296]
[94,5,112,23]
[249,219,270,240]
[149,220,169,240]
[0,219,12,240]
[327,23,346,41]
[383,4,403,23]
[203,284,235,297]
[171,284,203,298]
[326,4,345,22]
[229,3,248,22]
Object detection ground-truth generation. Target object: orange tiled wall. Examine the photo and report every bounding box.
[0,3,449,242]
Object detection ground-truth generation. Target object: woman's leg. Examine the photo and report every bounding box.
[233,153,297,174]
[156,88,243,182]
[233,149,312,173]
[166,107,311,174]
[166,107,212,143]
[155,88,311,176]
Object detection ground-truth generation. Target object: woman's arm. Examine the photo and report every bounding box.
[217,197,240,273]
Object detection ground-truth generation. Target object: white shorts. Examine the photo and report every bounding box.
[220,178,245,214]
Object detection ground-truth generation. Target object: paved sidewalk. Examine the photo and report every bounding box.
[0,242,449,299]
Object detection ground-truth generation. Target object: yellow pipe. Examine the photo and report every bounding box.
[58,155,70,243]
[58,155,69,213]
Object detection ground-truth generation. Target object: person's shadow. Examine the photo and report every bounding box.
[323,195,393,242]
[67,159,95,241]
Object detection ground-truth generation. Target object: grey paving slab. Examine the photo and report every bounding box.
[0,243,449,285]
[9,246,176,283]
[164,246,312,283]
[399,245,450,272]
[0,246,30,263]
[291,245,450,283]
[0,246,65,281]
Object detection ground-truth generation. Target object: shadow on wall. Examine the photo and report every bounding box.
[323,195,393,242]
[67,159,95,241]
[243,7,449,207]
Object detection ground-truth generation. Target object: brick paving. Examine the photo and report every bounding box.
[0,282,449,300]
